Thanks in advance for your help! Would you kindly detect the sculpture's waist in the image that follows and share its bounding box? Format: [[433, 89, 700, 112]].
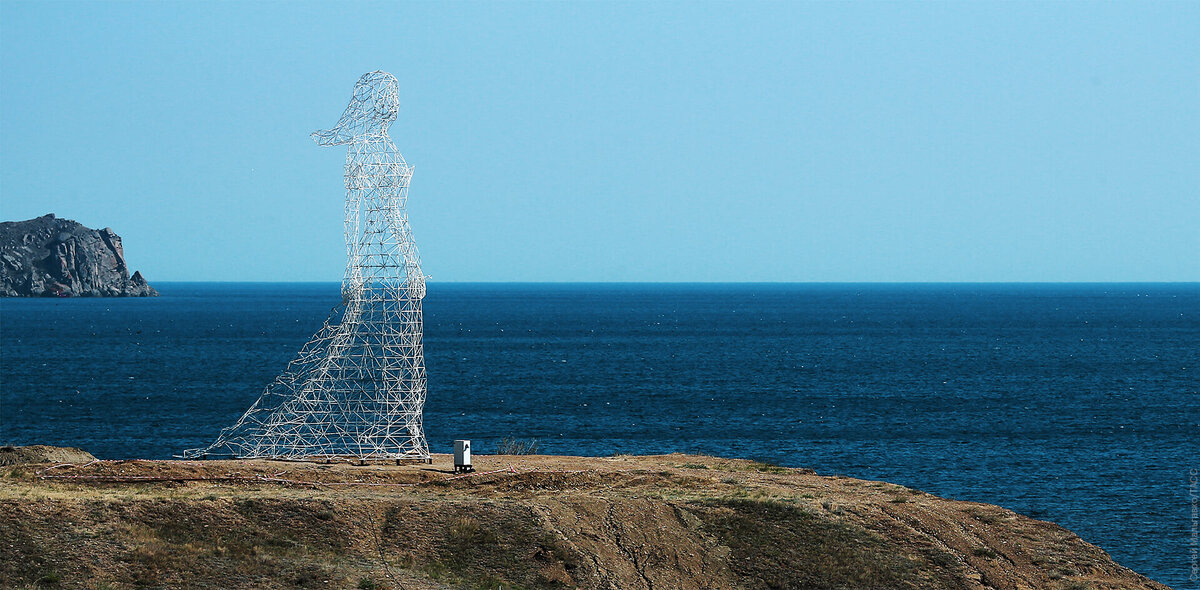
[[345, 162, 413, 189], [342, 276, 426, 300]]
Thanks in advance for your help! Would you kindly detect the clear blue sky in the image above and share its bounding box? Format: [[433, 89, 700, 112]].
[[2, 1, 1197, 282]]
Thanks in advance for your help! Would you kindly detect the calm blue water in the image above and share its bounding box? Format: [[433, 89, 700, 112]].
[[1, 283, 1196, 586]]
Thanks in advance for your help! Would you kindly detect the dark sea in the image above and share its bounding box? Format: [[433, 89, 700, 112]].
[[1, 283, 1196, 586]]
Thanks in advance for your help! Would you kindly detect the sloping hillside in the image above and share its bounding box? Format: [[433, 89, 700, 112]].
[[0, 450, 1165, 590]]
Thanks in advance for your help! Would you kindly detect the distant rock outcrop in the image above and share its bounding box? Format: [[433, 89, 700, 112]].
[[0, 214, 158, 297]]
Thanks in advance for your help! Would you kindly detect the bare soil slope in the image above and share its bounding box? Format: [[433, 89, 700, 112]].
[[0, 445, 96, 466], [0, 450, 1165, 590]]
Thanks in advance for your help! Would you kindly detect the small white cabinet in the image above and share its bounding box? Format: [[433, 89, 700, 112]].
[[454, 440, 473, 473]]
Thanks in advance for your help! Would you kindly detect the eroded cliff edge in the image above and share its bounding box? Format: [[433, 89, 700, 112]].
[[0, 214, 157, 297], [0, 449, 1166, 590]]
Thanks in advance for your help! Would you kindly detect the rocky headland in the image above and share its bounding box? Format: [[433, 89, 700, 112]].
[[0, 447, 1166, 590], [0, 214, 157, 297]]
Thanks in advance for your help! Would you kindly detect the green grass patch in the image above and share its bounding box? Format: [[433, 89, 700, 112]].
[[693, 498, 961, 590], [971, 547, 998, 559], [387, 505, 577, 590]]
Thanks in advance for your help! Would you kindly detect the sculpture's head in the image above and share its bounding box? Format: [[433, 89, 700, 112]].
[[312, 71, 400, 146]]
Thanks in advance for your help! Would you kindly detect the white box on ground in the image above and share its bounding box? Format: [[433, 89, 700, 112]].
[[454, 440, 473, 473]]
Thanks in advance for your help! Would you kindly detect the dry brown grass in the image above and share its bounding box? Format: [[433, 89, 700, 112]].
[[0, 451, 1169, 590]]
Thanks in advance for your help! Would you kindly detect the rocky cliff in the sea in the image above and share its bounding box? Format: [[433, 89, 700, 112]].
[[0, 214, 157, 297]]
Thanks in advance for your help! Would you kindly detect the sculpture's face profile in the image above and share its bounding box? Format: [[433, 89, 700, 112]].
[[312, 71, 400, 146]]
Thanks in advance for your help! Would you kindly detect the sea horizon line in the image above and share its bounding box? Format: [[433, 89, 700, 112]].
[[145, 280, 1200, 286]]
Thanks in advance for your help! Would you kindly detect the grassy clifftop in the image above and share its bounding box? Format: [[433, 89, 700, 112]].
[[0, 449, 1166, 590]]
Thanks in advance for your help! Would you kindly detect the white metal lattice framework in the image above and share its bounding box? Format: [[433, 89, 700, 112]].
[[184, 71, 430, 461]]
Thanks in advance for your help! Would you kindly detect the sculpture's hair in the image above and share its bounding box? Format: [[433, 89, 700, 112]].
[[312, 71, 400, 146]]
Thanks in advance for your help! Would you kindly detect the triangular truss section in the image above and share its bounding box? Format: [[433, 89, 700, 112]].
[[184, 71, 430, 461]]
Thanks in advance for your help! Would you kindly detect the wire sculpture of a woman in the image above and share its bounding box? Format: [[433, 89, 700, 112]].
[[185, 71, 430, 461]]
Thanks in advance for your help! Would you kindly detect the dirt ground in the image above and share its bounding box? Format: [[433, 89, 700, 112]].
[[0, 449, 1168, 590], [0, 445, 95, 466]]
